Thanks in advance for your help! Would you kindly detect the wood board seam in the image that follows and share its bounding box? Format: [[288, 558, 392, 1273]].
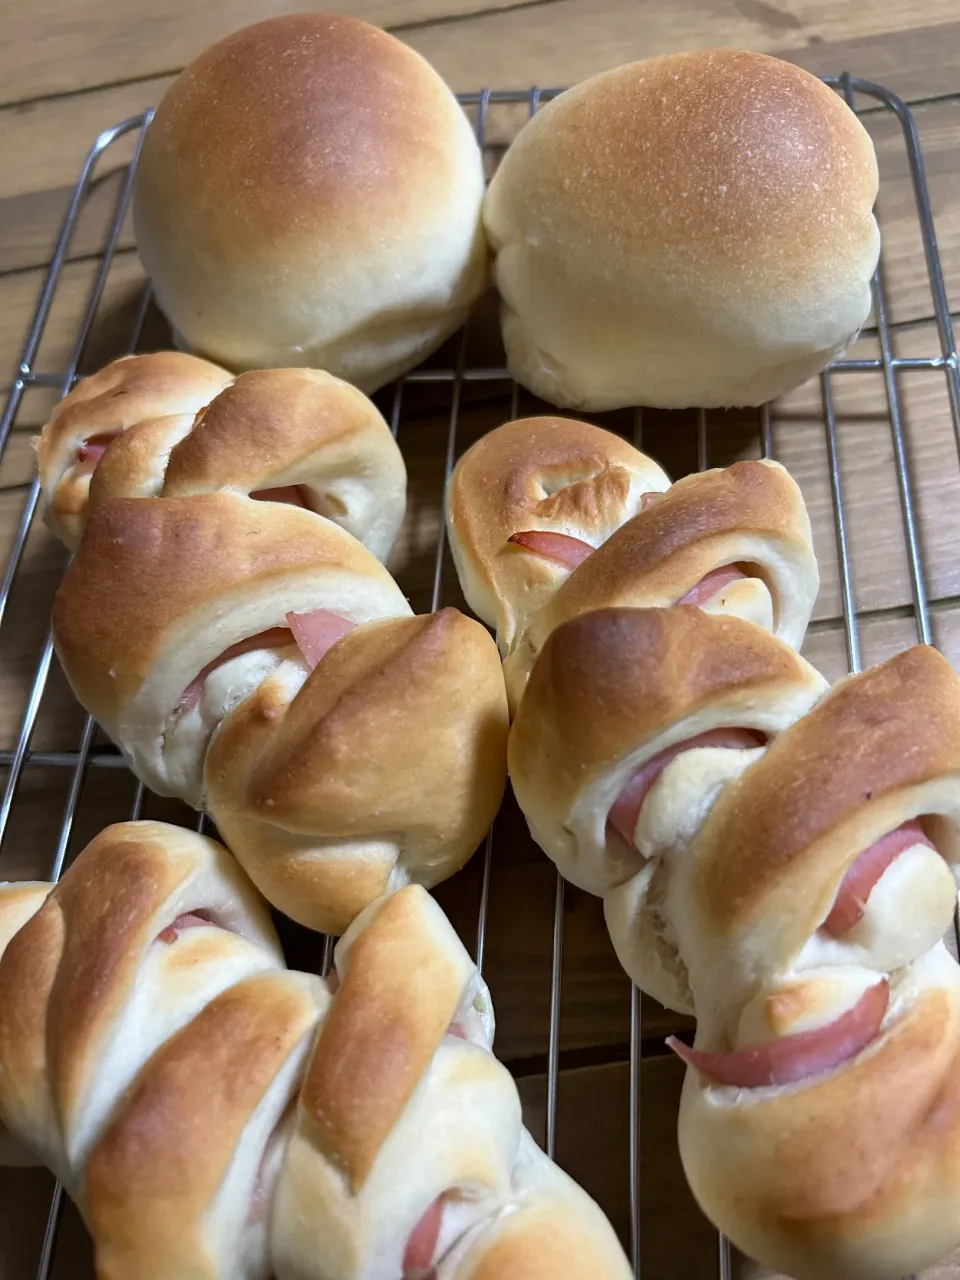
[[5, 24, 960, 116]]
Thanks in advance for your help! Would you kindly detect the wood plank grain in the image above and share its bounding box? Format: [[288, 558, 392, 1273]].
[[0, 76, 158, 275], [518, 1057, 718, 1275], [411, 3, 960, 97], [4, 0, 960, 112], [0, 0, 522, 107], [0, 249, 149, 397]]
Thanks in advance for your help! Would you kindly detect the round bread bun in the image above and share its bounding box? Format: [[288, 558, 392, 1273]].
[[483, 50, 880, 410], [133, 14, 488, 390]]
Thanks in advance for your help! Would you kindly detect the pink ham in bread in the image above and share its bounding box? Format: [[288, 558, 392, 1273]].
[[505, 491, 666, 570], [177, 611, 355, 713], [823, 819, 938, 936], [666, 979, 889, 1088], [403, 1195, 446, 1278], [177, 627, 295, 714], [608, 728, 766, 848], [285, 609, 357, 670], [677, 564, 748, 606], [156, 911, 214, 944], [76, 432, 121, 465], [506, 530, 750, 614], [507, 530, 594, 569]]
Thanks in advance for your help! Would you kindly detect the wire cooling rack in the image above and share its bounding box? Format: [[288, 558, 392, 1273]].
[[0, 74, 958, 1280]]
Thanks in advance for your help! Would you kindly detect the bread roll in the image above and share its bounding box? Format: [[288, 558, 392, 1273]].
[[51, 493, 411, 809], [503, 458, 819, 710], [37, 354, 406, 557], [205, 609, 509, 934], [0, 823, 632, 1279], [484, 50, 880, 410], [133, 15, 487, 389], [51, 494, 508, 933], [508, 607, 826, 1011], [670, 646, 960, 1280], [445, 415, 670, 656]]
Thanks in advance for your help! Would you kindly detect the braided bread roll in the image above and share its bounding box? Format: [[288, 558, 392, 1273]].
[[445, 416, 671, 657], [52, 496, 507, 932], [0, 821, 317, 1280], [502, 458, 819, 710], [509, 607, 827, 1011], [37, 353, 406, 559], [0, 822, 631, 1280], [668, 645, 960, 1280]]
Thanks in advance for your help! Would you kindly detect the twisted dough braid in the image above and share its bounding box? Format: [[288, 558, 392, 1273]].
[[51, 494, 508, 933], [509, 606, 827, 1011], [671, 645, 960, 1280], [45, 354, 508, 933], [37, 352, 407, 560], [445, 416, 671, 659], [0, 822, 631, 1280], [500, 457, 819, 710], [445, 416, 818, 714], [513, 611, 960, 1276]]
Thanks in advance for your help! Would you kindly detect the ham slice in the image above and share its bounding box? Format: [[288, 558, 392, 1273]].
[[609, 727, 765, 847], [285, 609, 356, 670], [506, 530, 594, 569], [404, 1196, 446, 1277], [177, 627, 294, 714], [76, 432, 121, 465], [823, 819, 937, 936], [176, 611, 354, 714], [157, 911, 213, 945], [250, 484, 309, 507], [678, 565, 748, 606], [667, 979, 889, 1088]]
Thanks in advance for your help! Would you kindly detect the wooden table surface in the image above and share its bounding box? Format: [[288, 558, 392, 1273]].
[[3, 3, 960, 1279]]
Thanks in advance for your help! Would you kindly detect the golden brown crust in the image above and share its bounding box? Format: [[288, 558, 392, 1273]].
[[299, 890, 465, 1190], [87, 366, 401, 509], [0, 883, 50, 955], [246, 612, 504, 829], [466, 1199, 628, 1280], [44, 831, 178, 1137], [692, 646, 960, 943], [537, 459, 811, 622], [51, 492, 397, 721], [447, 417, 668, 634], [132, 15, 486, 387], [205, 611, 509, 933], [135, 15, 467, 259], [0, 899, 62, 1149], [164, 369, 386, 494], [85, 970, 321, 1280], [483, 50, 878, 411], [37, 353, 232, 546], [680, 983, 960, 1278], [490, 51, 876, 283], [511, 606, 818, 789], [36, 353, 231, 475], [449, 416, 662, 567]]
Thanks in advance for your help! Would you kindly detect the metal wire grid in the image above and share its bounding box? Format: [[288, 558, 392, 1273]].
[[0, 73, 956, 1280]]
